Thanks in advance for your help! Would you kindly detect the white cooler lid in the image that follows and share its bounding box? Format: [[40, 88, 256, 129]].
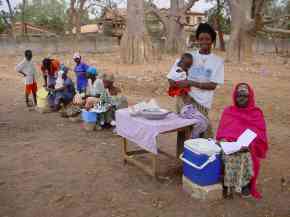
[[184, 138, 221, 156]]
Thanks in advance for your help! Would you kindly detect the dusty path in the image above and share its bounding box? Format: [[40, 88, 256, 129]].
[[0, 53, 290, 217]]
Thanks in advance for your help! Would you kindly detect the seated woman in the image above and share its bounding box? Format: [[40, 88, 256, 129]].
[[97, 73, 128, 128], [52, 68, 75, 111], [216, 83, 268, 199], [85, 66, 105, 109]]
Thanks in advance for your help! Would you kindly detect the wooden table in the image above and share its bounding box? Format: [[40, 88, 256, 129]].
[[121, 125, 193, 178]]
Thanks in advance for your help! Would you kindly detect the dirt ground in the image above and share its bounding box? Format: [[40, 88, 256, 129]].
[[0, 51, 290, 217]]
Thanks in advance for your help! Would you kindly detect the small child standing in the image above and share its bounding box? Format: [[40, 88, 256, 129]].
[[167, 53, 193, 104], [16, 50, 38, 107]]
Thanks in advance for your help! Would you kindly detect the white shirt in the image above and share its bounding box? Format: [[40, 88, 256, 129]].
[[55, 70, 64, 89], [86, 79, 105, 96], [15, 59, 37, 85], [168, 51, 224, 109], [166, 66, 187, 81]]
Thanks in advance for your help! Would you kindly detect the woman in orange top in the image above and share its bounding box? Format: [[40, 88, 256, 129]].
[[41, 58, 60, 88]]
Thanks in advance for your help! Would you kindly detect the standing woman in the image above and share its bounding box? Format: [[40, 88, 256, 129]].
[[168, 23, 224, 138], [41, 57, 61, 88], [73, 53, 89, 94]]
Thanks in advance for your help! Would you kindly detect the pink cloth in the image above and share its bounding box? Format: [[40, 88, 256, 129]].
[[116, 109, 199, 154], [180, 104, 208, 138], [216, 83, 268, 199]]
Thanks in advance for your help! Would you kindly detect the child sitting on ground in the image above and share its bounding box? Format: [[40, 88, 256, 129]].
[[15, 50, 38, 107]]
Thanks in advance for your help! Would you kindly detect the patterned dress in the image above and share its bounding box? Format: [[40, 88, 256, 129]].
[[97, 89, 128, 125], [223, 151, 253, 193]]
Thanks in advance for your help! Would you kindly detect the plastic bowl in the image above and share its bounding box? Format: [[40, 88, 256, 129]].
[[140, 109, 170, 120]]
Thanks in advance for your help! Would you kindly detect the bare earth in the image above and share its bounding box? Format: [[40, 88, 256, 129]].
[[0, 51, 290, 217]]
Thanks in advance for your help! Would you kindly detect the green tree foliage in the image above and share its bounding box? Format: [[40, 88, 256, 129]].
[[206, 0, 230, 34], [14, 0, 68, 33], [0, 18, 5, 33]]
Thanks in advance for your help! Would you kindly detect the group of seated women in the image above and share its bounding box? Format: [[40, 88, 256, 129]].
[[40, 53, 128, 129]]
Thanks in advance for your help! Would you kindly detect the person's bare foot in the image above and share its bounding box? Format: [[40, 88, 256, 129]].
[[26, 102, 33, 107], [223, 186, 234, 199]]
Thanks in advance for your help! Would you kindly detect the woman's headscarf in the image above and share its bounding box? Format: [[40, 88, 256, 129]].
[[73, 52, 81, 60], [87, 66, 97, 76], [216, 83, 268, 199]]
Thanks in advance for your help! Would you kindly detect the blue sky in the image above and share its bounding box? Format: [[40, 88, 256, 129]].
[[0, 0, 214, 13]]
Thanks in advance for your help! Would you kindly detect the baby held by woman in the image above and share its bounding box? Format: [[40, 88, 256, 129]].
[[167, 53, 208, 138]]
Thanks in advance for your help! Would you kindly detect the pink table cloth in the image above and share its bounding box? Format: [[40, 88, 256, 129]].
[[116, 109, 198, 154]]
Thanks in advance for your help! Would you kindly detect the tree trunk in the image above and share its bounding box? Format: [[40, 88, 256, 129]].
[[216, 0, 225, 51], [6, 0, 14, 18], [227, 0, 255, 62], [121, 0, 153, 64], [6, 0, 15, 38], [75, 12, 81, 41], [76, 0, 86, 41], [68, 1, 75, 34], [165, 0, 186, 54], [22, 0, 26, 36]]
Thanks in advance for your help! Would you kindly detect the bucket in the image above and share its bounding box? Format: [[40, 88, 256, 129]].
[[81, 110, 98, 123]]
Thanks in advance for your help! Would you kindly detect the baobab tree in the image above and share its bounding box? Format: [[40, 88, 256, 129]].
[[5, 0, 13, 18], [69, 0, 123, 42], [1, 0, 15, 37], [208, 0, 227, 51], [68, 0, 87, 39], [227, 0, 290, 62], [147, 0, 200, 54], [120, 0, 153, 64]]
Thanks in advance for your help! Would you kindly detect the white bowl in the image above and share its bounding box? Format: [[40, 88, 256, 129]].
[[140, 109, 171, 120]]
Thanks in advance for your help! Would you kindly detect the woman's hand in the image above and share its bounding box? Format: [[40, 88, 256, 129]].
[[216, 139, 227, 147], [188, 81, 218, 90], [168, 79, 190, 88], [177, 80, 191, 87], [240, 147, 250, 152]]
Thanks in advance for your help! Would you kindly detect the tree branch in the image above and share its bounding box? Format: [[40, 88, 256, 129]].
[[145, 5, 168, 35], [262, 15, 290, 25], [84, 2, 106, 11], [183, 0, 200, 13], [79, 0, 87, 13], [254, 0, 265, 16], [262, 26, 290, 35], [70, 0, 76, 9]]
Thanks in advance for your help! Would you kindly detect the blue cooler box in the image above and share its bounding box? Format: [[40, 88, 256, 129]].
[[81, 110, 98, 123], [181, 142, 222, 186]]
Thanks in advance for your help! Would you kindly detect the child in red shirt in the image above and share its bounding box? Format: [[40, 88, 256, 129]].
[[167, 53, 193, 99]]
